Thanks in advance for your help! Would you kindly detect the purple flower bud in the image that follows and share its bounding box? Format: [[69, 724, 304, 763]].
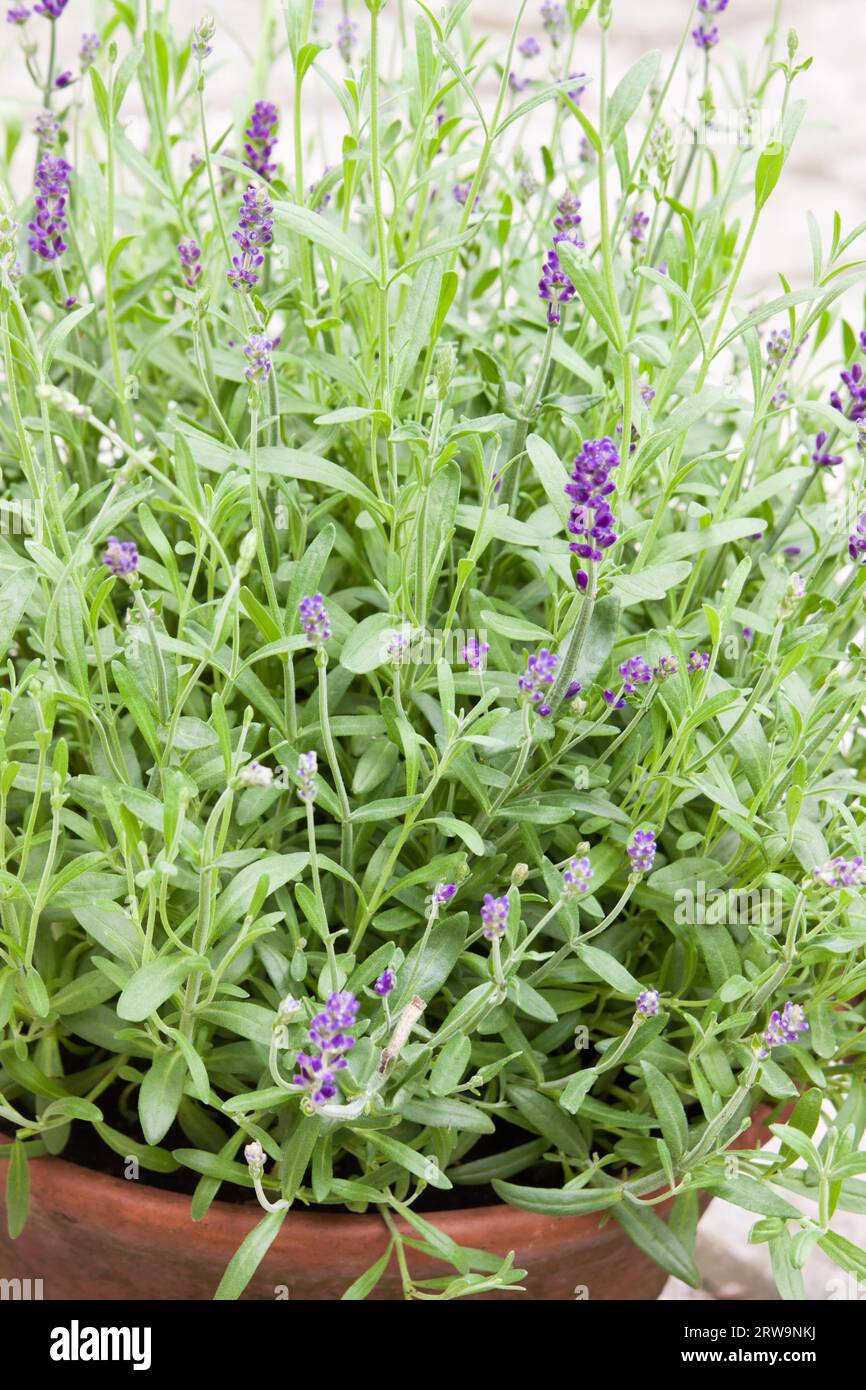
[[374, 969, 396, 997], [565, 436, 620, 588], [337, 15, 357, 63], [554, 189, 582, 233], [481, 893, 509, 940], [630, 209, 650, 245], [538, 239, 578, 325], [463, 636, 489, 671], [177, 237, 203, 289], [433, 883, 457, 907], [812, 431, 843, 468], [848, 513, 866, 564], [7, 7, 32, 23], [80, 32, 101, 70], [628, 829, 656, 875], [102, 536, 138, 578], [540, 0, 566, 48], [812, 856, 866, 889], [453, 181, 479, 210], [653, 654, 678, 680], [563, 855, 592, 897], [692, 23, 720, 48], [297, 750, 318, 802], [518, 648, 558, 714], [55, 70, 74, 88], [34, 108, 59, 148], [619, 656, 653, 695], [34, 0, 69, 17], [239, 761, 274, 788], [243, 332, 279, 387], [636, 987, 660, 1017], [688, 650, 709, 672]]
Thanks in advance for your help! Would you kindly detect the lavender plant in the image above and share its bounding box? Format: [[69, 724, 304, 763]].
[[1, 0, 866, 1304]]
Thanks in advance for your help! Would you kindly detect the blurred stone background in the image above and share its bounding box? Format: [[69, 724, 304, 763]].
[[3, 0, 865, 1300]]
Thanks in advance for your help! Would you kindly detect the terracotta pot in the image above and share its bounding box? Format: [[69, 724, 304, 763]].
[[0, 1110, 772, 1301]]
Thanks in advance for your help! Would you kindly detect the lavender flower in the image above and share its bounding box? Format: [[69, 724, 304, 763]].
[[619, 656, 653, 695], [433, 883, 457, 907], [517, 169, 538, 200], [830, 361, 866, 425], [518, 36, 540, 58], [34, 108, 59, 148], [297, 750, 318, 802], [481, 893, 509, 940], [337, 16, 357, 64], [812, 856, 866, 889], [239, 760, 274, 788], [293, 991, 360, 1107], [603, 688, 626, 709], [299, 593, 331, 644], [177, 237, 203, 289], [653, 654, 678, 680], [28, 153, 72, 261], [191, 14, 215, 62], [374, 970, 396, 997], [848, 513, 866, 564], [698, 0, 730, 11], [540, 0, 566, 48], [565, 436, 620, 590], [636, 987, 660, 1017], [538, 242, 576, 325], [34, 0, 68, 16], [276, 993, 302, 1026], [102, 536, 138, 578], [7, 7, 31, 22], [630, 209, 650, 245], [243, 100, 279, 181], [55, 70, 74, 88], [566, 73, 587, 106], [227, 183, 274, 291], [80, 31, 101, 69], [554, 190, 582, 233], [243, 332, 279, 387], [766, 327, 791, 367], [463, 636, 489, 670], [509, 71, 531, 95], [562, 855, 592, 897], [811, 431, 843, 468], [385, 628, 411, 665], [453, 181, 479, 210], [688, 650, 709, 672], [565, 680, 582, 699], [627, 829, 656, 875], [692, 24, 720, 48], [779, 572, 806, 619], [756, 1001, 808, 1059], [518, 647, 558, 716]]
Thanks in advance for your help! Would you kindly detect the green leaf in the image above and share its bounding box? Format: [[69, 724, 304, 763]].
[[613, 1199, 701, 1288], [214, 1208, 288, 1301], [493, 1178, 621, 1216], [365, 1131, 452, 1189], [341, 1245, 394, 1300], [273, 201, 377, 280], [117, 954, 209, 1023], [606, 50, 661, 146], [704, 1176, 801, 1219], [6, 1142, 29, 1240], [577, 943, 640, 995], [641, 1061, 688, 1161], [400, 1096, 495, 1133], [139, 1050, 187, 1145], [214, 854, 309, 929]]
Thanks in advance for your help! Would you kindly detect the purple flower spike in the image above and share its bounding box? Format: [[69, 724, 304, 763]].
[[374, 970, 396, 997], [227, 183, 274, 291], [463, 637, 490, 671], [481, 893, 509, 940], [628, 829, 656, 875], [812, 856, 866, 889], [55, 70, 74, 88], [688, 650, 710, 672], [7, 7, 32, 23], [848, 514, 866, 564], [565, 680, 582, 699], [812, 431, 843, 468], [565, 436, 620, 589], [603, 689, 625, 709], [103, 536, 139, 578], [34, 109, 59, 148], [299, 593, 331, 645], [756, 1000, 808, 1059], [540, 0, 566, 48], [80, 32, 101, 69], [243, 332, 279, 387], [692, 23, 720, 48], [34, 0, 69, 16], [636, 987, 660, 1017], [619, 656, 653, 695], [453, 181, 479, 210], [28, 154, 72, 261], [518, 35, 540, 58], [337, 15, 357, 63], [563, 855, 592, 898], [518, 648, 558, 715], [297, 750, 318, 803], [243, 100, 279, 181], [653, 654, 678, 681], [566, 72, 587, 106], [554, 190, 582, 233], [630, 209, 650, 245], [538, 240, 577, 325], [433, 883, 457, 907], [293, 991, 360, 1107], [177, 237, 203, 289]]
